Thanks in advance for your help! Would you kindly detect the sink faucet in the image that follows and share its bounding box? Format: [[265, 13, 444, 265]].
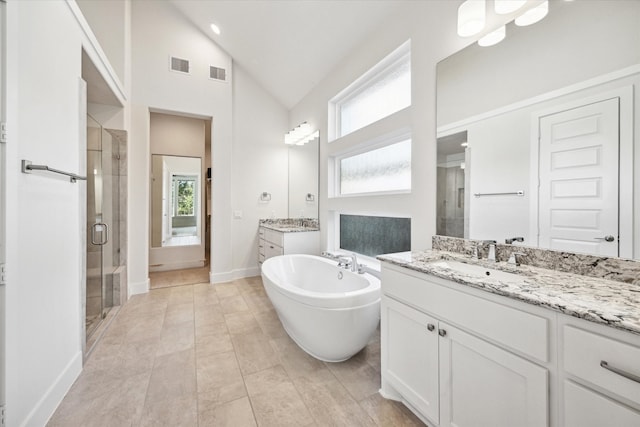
[[505, 237, 524, 244], [481, 240, 497, 262]]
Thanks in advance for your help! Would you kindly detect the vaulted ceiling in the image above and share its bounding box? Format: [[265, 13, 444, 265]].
[[169, 0, 408, 109]]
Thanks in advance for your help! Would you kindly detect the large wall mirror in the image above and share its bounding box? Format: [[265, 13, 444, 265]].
[[288, 134, 319, 219], [151, 155, 202, 247], [436, 0, 640, 259]]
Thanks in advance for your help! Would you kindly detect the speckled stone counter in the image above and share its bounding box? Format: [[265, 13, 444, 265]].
[[378, 249, 640, 336], [259, 218, 319, 233]]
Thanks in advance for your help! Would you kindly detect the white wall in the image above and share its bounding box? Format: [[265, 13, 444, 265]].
[[289, 1, 470, 254], [231, 65, 288, 278], [76, 0, 127, 85], [4, 1, 88, 425], [130, 0, 289, 287], [438, 1, 640, 127]]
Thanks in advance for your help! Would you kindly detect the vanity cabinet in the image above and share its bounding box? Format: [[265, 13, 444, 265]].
[[381, 263, 549, 427], [258, 226, 320, 265], [559, 320, 640, 427]]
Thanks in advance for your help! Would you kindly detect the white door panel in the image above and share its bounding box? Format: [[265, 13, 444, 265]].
[[538, 98, 619, 256]]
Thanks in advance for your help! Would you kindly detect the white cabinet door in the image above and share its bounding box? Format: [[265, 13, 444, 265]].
[[563, 380, 640, 427], [439, 323, 548, 427], [383, 297, 440, 424]]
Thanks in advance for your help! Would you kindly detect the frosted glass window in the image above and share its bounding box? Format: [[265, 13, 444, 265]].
[[338, 53, 411, 137], [340, 139, 411, 195]]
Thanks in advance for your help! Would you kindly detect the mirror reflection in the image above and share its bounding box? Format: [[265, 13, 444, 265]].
[[151, 155, 202, 247], [436, 0, 640, 258], [288, 135, 319, 219]]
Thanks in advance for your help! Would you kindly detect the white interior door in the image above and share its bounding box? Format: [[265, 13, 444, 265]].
[[538, 98, 619, 256]]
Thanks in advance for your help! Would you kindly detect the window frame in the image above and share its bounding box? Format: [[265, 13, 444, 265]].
[[329, 40, 411, 142], [331, 130, 412, 198]]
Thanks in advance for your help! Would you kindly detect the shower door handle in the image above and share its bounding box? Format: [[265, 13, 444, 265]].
[[91, 223, 109, 246]]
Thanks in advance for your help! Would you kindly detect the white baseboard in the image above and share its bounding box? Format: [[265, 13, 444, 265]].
[[210, 266, 261, 284], [24, 351, 82, 427], [128, 278, 149, 296], [149, 260, 205, 272]]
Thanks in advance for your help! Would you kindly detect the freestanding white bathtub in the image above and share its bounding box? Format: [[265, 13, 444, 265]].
[[261, 254, 381, 362]]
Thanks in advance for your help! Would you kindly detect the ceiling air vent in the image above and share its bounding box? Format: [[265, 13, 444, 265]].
[[210, 66, 227, 82], [170, 56, 190, 74]]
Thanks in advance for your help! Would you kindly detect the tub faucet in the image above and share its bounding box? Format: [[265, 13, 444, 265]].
[[348, 253, 358, 272]]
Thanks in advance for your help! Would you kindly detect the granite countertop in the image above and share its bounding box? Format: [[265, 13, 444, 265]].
[[378, 250, 640, 336], [259, 218, 320, 233], [260, 223, 320, 233]]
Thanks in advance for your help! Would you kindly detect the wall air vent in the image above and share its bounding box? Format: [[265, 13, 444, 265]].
[[209, 66, 227, 82], [170, 56, 190, 74]]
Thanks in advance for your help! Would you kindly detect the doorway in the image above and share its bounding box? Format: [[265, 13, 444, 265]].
[[149, 112, 211, 289]]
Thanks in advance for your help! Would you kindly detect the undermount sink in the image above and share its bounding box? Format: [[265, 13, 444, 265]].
[[429, 259, 526, 284]]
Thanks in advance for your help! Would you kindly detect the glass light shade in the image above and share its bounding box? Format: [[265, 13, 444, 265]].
[[494, 0, 526, 14], [478, 26, 506, 47], [515, 1, 548, 26], [457, 0, 486, 37]]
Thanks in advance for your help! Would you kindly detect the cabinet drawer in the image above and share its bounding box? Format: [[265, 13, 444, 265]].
[[264, 242, 283, 260], [563, 326, 640, 406], [383, 266, 549, 362], [263, 228, 284, 246], [258, 238, 266, 256], [563, 380, 640, 427]]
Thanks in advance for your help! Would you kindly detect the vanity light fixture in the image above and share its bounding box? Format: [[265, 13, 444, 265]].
[[457, 0, 486, 37], [284, 122, 319, 146], [460, 162, 466, 169], [494, 0, 526, 15], [461, 142, 469, 147], [515, 0, 548, 26], [478, 25, 506, 47], [210, 23, 221, 35]]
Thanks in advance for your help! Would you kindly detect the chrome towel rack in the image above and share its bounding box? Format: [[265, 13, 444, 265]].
[[21, 160, 87, 183], [474, 190, 524, 198]]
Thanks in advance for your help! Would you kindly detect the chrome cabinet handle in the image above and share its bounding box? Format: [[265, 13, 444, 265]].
[[600, 361, 640, 384], [438, 329, 447, 337], [427, 324, 435, 332], [91, 223, 109, 246], [594, 235, 615, 242]]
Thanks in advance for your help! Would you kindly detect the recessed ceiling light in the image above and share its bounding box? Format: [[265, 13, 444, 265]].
[[210, 23, 221, 35]]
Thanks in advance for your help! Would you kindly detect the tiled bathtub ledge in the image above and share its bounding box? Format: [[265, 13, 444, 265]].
[[259, 218, 319, 232], [377, 249, 640, 337]]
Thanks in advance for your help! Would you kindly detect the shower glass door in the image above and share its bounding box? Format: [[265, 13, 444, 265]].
[[86, 115, 118, 338]]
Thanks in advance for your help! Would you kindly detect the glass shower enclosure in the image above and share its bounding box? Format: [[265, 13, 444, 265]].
[[86, 115, 122, 340]]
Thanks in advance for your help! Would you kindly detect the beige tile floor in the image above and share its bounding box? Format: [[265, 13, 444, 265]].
[[49, 276, 426, 427], [149, 266, 210, 289]]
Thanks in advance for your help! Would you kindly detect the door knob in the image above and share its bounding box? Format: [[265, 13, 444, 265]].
[[427, 324, 435, 332], [438, 329, 447, 337], [594, 235, 615, 242]]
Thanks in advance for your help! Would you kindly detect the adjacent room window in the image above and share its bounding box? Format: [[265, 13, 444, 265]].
[[338, 138, 411, 195], [331, 40, 411, 139], [172, 175, 197, 216], [340, 214, 411, 257]]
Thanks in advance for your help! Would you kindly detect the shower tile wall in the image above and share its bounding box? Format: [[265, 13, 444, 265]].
[[108, 129, 128, 305], [436, 166, 464, 238]]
